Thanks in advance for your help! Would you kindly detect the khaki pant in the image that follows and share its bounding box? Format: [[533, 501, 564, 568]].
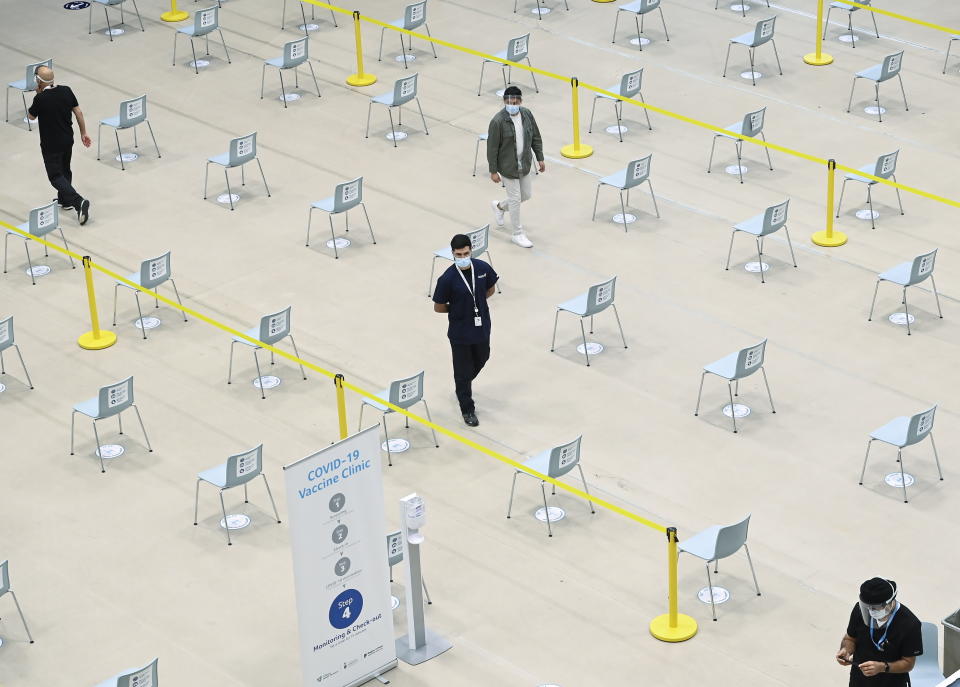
[[497, 170, 533, 232]]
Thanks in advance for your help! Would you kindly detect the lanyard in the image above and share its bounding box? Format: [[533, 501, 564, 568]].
[[455, 261, 478, 315], [869, 603, 900, 652]]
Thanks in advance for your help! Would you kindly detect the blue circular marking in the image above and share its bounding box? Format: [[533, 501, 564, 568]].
[[329, 588, 363, 629]]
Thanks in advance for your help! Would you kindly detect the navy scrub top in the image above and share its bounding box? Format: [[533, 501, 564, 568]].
[[432, 259, 499, 345]]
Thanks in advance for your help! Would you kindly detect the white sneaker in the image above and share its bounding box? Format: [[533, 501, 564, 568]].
[[512, 231, 533, 248], [491, 200, 505, 228]]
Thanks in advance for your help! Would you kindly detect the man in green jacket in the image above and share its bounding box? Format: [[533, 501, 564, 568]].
[[487, 86, 545, 248]]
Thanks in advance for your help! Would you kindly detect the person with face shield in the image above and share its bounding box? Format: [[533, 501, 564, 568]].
[[486, 86, 545, 249], [836, 578, 923, 685], [432, 234, 499, 427]]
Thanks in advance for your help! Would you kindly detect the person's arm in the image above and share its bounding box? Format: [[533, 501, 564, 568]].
[[835, 633, 856, 665], [487, 117, 501, 182], [486, 286, 495, 298], [858, 656, 916, 677], [434, 303, 449, 313], [72, 106, 92, 147], [529, 112, 544, 171]]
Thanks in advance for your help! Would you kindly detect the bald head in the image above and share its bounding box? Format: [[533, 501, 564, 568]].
[[35, 66, 54, 85]]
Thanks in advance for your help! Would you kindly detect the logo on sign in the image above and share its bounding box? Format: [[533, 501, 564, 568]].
[[329, 589, 363, 629], [64, 1, 91, 9]]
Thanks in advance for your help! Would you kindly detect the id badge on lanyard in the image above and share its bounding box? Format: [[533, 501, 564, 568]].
[[456, 262, 483, 327]]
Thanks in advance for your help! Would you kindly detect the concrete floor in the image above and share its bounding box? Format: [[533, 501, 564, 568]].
[[1, 0, 958, 685]]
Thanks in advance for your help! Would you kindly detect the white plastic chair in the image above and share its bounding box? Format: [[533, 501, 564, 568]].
[[379, 1, 437, 68], [261, 36, 321, 107], [868, 250, 942, 336], [227, 307, 307, 399], [694, 340, 775, 433], [860, 405, 942, 503], [823, 0, 879, 47], [70, 376, 153, 473], [478, 34, 539, 96], [111, 252, 187, 340], [97, 95, 161, 170], [944, 35, 960, 73], [835, 151, 903, 231], [204, 132, 271, 211], [427, 225, 499, 297], [173, 6, 230, 75], [281, 0, 337, 31], [0, 560, 33, 645], [612, 0, 669, 50], [5, 59, 52, 131], [358, 371, 439, 467], [89, 0, 144, 41], [588, 69, 652, 143], [725, 200, 796, 283], [92, 658, 158, 687], [306, 177, 376, 258], [592, 156, 660, 229], [847, 51, 907, 122], [0, 316, 34, 390], [551, 277, 627, 366], [911, 623, 943, 687], [3, 202, 75, 286], [365, 74, 429, 147], [723, 17, 782, 87], [707, 107, 773, 184]]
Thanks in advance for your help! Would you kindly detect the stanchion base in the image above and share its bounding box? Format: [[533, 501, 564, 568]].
[[560, 143, 594, 159], [346, 73, 377, 87], [592, 0, 617, 2], [78, 330, 118, 350], [650, 613, 698, 642], [811, 230, 848, 247], [160, 10, 189, 21], [803, 52, 834, 66]]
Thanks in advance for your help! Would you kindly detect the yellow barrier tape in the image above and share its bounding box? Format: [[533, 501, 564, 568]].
[[0, 218, 666, 534], [829, 1, 960, 36]]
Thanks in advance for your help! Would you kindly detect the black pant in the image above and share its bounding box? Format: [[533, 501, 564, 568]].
[[450, 341, 490, 414], [41, 145, 82, 210]]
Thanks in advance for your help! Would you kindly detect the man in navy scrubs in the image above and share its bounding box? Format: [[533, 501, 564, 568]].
[[432, 234, 499, 427]]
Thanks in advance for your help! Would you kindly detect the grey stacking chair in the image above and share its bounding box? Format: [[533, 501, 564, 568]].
[[112, 252, 187, 340], [173, 6, 231, 75], [387, 531, 432, 603], [428, 224, 500, 297], [723, 17, 782, 87], [194, 444, 281, 546], [611, 0, 669, 49], [472, 133, 488, 175], [306, 177, 376, 258], [358, 371, 439, 467], [588, 69, 652, 143], [5, 59, 52, 131], [506, 436, 595, 538], [823, 0, 878, 47], [204, 132, 271, 211], [944, 36, 960, 73], [0, 561, 33, 645], [725, 200, 796, 283], [860, 405, 942, 503], [365, 74, 429, 148], [261, 36, 321, 107], [92, 658, 158, 687], [847, 51, 907, 122], [678, 515, 760, 621], [478, 34, 539, 96], [716, 0, 769, 18], [3, 202, 75, 286], [707, 107, 773, 184], [694, 340, 775, 433], [836, 150, 903, 231], [281, 0, 337, 30], [97, 95, 161, 170], [379, 2, 437, 69], [912, 623, 943, 687], [89, 0, 144, 41], [592, 155, 660, 230], [228, 307, 307, 400], [868, 250, 942, 336], [0, 316, 34, 390], [516, 0, 569, 20], [551, 277, 627, 366], [70, 376, 152, 473]]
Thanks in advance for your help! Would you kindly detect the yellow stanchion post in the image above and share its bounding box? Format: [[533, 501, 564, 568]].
[[77, 256, 118, 350], [335, 374, 349, 440], [650, 527, 698, 642], [560, 77, 593, 160], [812, 159, 848, 247], [160, 0, 189, 22], [803, 0, 834, 65], [346, 10, 377, 87]]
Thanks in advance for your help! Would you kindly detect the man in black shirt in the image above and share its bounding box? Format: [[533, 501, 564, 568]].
[[27, 66, 91, 225], [836, 578, 923, 686], [432, 234, 499, 427]]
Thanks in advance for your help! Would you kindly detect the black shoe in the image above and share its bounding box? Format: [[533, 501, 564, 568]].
[[462, 411, 479, 427], [78, 198, 90, 225], [52, 197, 68, 209]]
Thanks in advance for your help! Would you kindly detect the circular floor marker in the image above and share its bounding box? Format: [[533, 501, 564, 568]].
[[391, 596, 400, 610], [612, 213, 637, 225], [253, 375, 281, 390], [744, 261, 770, 273], [133, 316, 161, 330], [386, 131, 408, 141], [189, 59, 210, 69], [280, 93, 302, 102], [0, 383, 6, 394], [382, 438, 411, 453], [220, 514, 252, 530], [725, 164, 748, 176], [576, 342, 604, 355], [216, 193, 239, 204], [865, 105, 886, 115], [888, 312, 915, 326], [394, 54, 416, 62], [534, 506, 565, 522], [26, 265, 51, 278], [326, 237, 351, 249], [532, 6, 551, 14], [884, 472, 915, 488], [698, 586, 731, 604], [722, 403, 751, 418], [838, 33, 859, 43], [730, 3, 751, 10], [629, 36, 651, 46], [115, 152, 138, 163], [298, 23, 320, 31], [605, 125, 628, 135], [96, 444, 125, 459], [104, 27, 124, 36], [855, 208, 879, 220], [740, 71, 763, 81]]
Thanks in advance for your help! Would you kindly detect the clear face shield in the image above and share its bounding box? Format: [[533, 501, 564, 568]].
[[859, 580, 898, 625]]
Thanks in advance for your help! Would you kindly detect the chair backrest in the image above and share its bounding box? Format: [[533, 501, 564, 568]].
[[193, 5, 219, 35], [387, 370, 425, 410], [281, 37, 309, 68], [118, 95, 147, 128], [25, 201, 59, 238], [97, 376, 136, 419], [905, 405, 937, 447], [752, 17, 777, 46], [0, 560, 10, 596], [138, 252, 172, 290], [463, 225, 491, 259], [0, 316, 14, 353], [391, 73, 419, 106], [908, 249, 937, 286], [546, 435, 583, 479], [715, 514, 751, 560], [24, 58, 53, 88], [506, 34, 530, 62], [622, 155, 653, 189], [332, 177, 364, 214], [734, 340, 767, 379], [740, 107, 766, 138], [257, 306, 292, 346], [871, 150, 899, 180], [879, 51, 904, 81], [911, 622, 942, 687], [386, 531, 404, 567], [228, 132, 258, 167], [617, 69, 643, 99], [637, 0, 661, 12], [223, 444, 264, 488], [113, 658, 159, 687], [583, 277, 617, 316], [757, 200, 790, 236], [402, 1, 428, 30]]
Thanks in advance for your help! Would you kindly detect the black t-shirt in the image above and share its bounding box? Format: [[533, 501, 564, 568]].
[[846, 603, 923, 687], [28, 85, 79, 150], [432, 259, 499, 345]]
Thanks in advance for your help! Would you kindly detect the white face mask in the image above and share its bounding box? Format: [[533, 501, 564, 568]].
[[454, 256, 471, 269], [505, 104, 520, 116], [868, 607, 889, 621]]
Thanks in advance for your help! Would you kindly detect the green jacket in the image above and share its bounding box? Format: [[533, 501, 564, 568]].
[[486, 107, 543, 179]]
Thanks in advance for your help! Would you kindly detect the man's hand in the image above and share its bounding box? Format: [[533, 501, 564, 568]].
[[81, 134, 92, 148], [835, 648, 854, 666], [490, 172, 501, 184], [858, 661, 886, 677], [538, 160, 546, 173]]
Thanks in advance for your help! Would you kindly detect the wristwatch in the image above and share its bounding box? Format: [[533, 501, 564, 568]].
[[884, 662, 890, 673]]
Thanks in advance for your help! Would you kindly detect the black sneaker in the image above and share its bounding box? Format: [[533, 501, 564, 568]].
[[462, 411, 479, 427], [52, 197, 68, 209], [78, 198, 90, 225]]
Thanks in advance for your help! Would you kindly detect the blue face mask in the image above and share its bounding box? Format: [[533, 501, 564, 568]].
[[455, 256, 471, 269], [505, 104, 520, 116]]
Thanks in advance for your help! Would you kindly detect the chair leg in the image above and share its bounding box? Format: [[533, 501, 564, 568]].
[[93, 420, 106, 472], [866, 279, 882, 322], [612, 11, 621, 43], [223, 169, 234, 210], [761, 132, 773, 170], [898, 449, 908, 503], [659, 7, 669, 40], [133, 291, 146, 339], [104, 6, 113, 41], [387, 108, 397, 148], [278, 69, 287, 108], [421, 399, 440, 448], [219, 29, 231, 63], [287, 334, 307, 380], [189, 37, 199, 75], [203, 161, 210, 200], [783, 227, 798, 267], [8, 590, 34, 643], [756, 238, 765, 284], [930, 275, 943, 318], [194, 479, 202, 525], [890, 174, 904, 216], [591, 183, 602, 221], [647, 179, 660, 218], [588, 96, 598, 134], [252, 349, 266, 398], [256, 158, 271, 197], [771, 40, 783, 75], [477, 61, 487, 95], [425, 24, 437, 58], [874, 83, 882, 123], [615, 100, 624, 142], [693, 371, 709, 416], [382, 418, 392, 467], [262, 473, 282, 523], [169, 279, 187, 322], [725, 230, 737, 271], [219, 490, 232, 545], [859, 438, 874, 484], [306, 61, 321, 97], [131, 0, 144, 31], [929, 433, 944, 480], [707, 136, 719, 172], [145, 120, 161, 158], [359, 202, 376, 245], [577, 464, 596, 514], [727, 382, 737, 433], [822, 6, 833, 39], [550, 310, 561, 352], [540, 482, 553, 537], [70, 410, 77, 455], [132, 404, 152, 451], [612, 304, 627, 348], [12, 344, 33, 389], [635, 14, 643, 52], [618, 190, 628, 234], [723, 43, 733, 78], [357, 403, 365, 433], [847, 77, 858, 112], [903, 288, 911, 336], [579, 318, 590, 366], [835, 178, 848, 218], [416, 97, 429, 135], [328, 214, 338, 259], [23, 242, 36, 286], [705, 564, 718, 620], [897, 74, 908, 111], [944, 39, 953, 74], [735, 140, 744, 184], [743, 543, 761, 595], [506, 471, 521, 518], [526, 58, 539, 93], [260, 64, 267, 99], [761, 368, 776, 413]]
